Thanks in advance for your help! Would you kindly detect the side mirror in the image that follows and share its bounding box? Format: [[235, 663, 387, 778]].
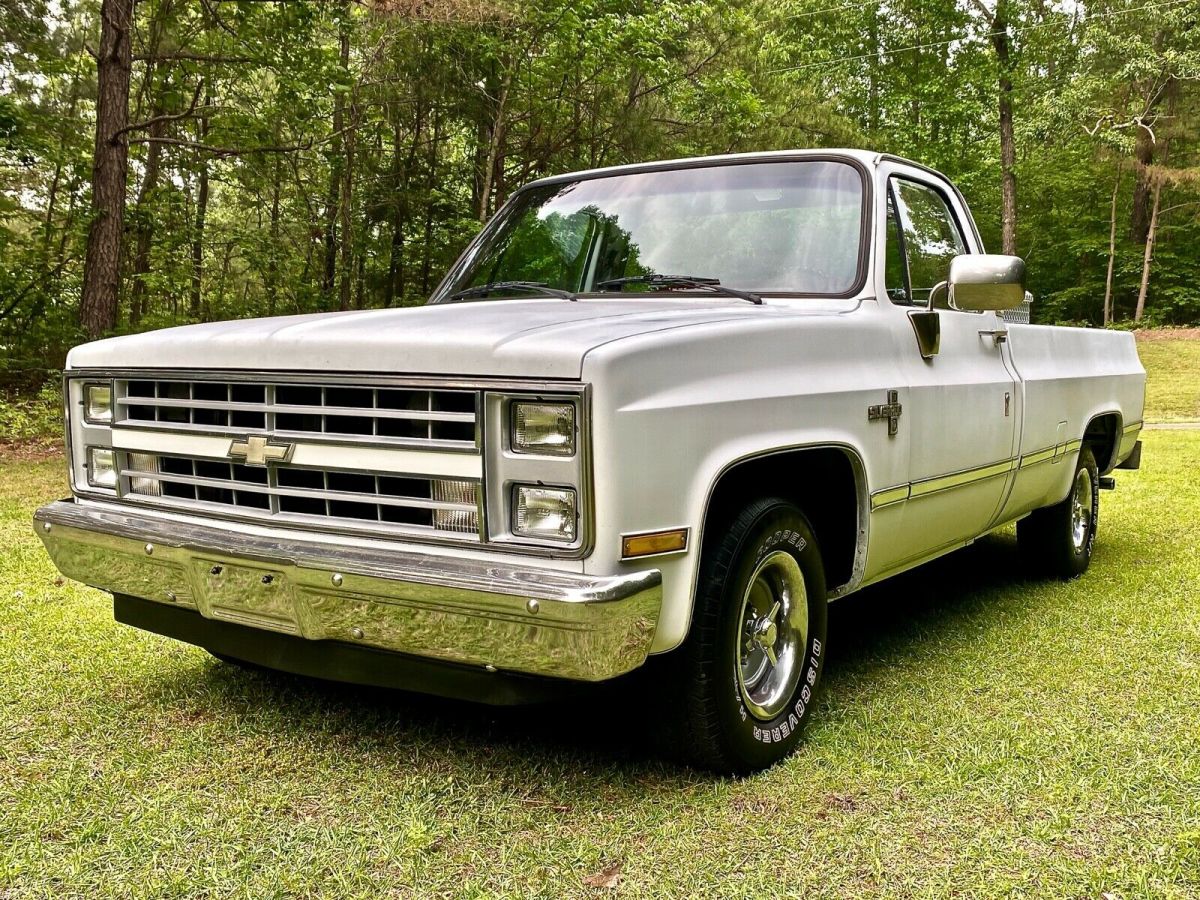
[[947, 254, 1026, 312]]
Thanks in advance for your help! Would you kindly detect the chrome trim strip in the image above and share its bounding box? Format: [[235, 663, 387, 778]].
[[1019, 446, 1057, 468], [909, 458, 1015, 499], [872, 456, 1018, 510], [69, 368, 583, 392], [875, 437, 1102, 511], [112, 428, 483, 478], [869, 484, 910, 510], [34, 500, 660, 681], [1122, 421, 1143, 434]]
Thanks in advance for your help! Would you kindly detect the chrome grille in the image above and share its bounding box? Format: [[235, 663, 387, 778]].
[[117, 378, 478, 448], [119, 452, 480, 536]]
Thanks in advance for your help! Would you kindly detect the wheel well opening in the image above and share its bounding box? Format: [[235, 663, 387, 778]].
[[703, 447, 861, 592], [1084, 414, 1121, 473]]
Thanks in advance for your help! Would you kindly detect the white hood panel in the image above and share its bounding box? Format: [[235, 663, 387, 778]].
[[66, 299, 821, 379]]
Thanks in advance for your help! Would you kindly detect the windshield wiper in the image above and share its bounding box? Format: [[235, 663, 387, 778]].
[[595, 274, 762, 305], [447, 280, 577, 302]]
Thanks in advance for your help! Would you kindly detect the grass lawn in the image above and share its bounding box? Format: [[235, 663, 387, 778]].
[[1135, 330, 1200, 422], [1, 431, 1198, 898]]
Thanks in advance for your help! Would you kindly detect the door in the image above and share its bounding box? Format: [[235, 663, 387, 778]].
[[882, 173, 1019, 567]]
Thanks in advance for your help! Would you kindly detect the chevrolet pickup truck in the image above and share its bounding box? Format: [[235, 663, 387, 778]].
[[36, 149, 1145, 772]]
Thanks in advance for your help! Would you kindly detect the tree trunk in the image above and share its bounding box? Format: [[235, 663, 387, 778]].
[[1129, 124, 1155, 244], [1103, 163, 1121, 326], [478, 67, 511, 222], [338, 82, 355, 312], [420, 107, 443, 295], [384, 109, 414, 309], [1134, 170, 1163, 323], [129, 113, 166, 326], [80, 0, 134, 339], [991, 1, 1017, 255], [189, 99, 211, 319], [266, 157, 281, 316], [868, 7, 880, 134], [322, 19, 350, 305]]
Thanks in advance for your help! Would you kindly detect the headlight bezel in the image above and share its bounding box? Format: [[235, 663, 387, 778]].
[[483, 387, 591, 556]]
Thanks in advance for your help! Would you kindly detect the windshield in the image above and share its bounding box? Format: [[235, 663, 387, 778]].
[[435, 159, 865, 300]]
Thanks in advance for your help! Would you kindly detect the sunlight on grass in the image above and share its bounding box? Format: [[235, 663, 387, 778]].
[[1, 434, 1198, 897], [1137, 337, 1200, 422]]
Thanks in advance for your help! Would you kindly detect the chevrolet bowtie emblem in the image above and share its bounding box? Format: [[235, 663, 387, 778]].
[[228, 435, 294, 466]]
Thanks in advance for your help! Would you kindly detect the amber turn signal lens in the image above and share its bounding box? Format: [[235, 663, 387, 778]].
[[621, 529, 688, 559]]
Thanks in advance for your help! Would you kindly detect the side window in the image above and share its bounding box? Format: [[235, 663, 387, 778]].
[[884, 189, 909, 304], [889, 178, 967, 309]]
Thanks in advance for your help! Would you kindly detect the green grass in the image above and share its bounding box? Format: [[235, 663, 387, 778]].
[[1136, 337, 1200, 422], [2, 435, 1198, 898]]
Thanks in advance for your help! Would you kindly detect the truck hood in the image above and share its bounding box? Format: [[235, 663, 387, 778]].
[[66, 298, 838, 379]]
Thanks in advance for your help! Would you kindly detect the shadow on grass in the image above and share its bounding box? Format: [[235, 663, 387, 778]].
[[137, 530, 1041, 778]]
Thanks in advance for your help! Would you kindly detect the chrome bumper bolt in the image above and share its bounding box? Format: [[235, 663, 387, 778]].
[[144, 543, 154, 556], [42, 522, 51, 533], [526, 598, 540, 615], [350, 626, 364, 640], [331, 573, 344, 587]]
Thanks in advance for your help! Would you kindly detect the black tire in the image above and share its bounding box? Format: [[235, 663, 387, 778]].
[[666, 497, 828, 774], [1018, 445, 1099, 579]]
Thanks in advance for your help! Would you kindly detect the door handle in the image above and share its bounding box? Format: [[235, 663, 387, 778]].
[[979, 328, 1008, 346]]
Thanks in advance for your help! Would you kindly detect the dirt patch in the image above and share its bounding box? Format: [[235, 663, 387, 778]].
[[0, 438, 64, 463], [1134, 327, 1200, 342]]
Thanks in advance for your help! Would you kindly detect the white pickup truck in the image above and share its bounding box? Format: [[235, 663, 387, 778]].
[[36, 149, 1145, 772]]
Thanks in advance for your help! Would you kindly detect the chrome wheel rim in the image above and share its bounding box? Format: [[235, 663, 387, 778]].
[[736, 550, 808, 721], [1070, 467, 1094, 552]]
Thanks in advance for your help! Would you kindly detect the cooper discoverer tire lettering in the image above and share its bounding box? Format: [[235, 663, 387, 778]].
[[667, 497, 828, 774]]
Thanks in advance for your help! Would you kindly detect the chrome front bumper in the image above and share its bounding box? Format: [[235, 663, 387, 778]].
[[34, 501, 661, 682]]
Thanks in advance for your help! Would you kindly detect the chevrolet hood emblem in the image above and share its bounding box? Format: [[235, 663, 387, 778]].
[[228, 435, 295, 466]]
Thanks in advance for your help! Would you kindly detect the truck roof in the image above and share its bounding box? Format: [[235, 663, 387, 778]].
[[521, 148, 949, 190]]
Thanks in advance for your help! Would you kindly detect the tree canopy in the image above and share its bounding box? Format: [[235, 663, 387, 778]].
[[0, 0, 1197, 385]]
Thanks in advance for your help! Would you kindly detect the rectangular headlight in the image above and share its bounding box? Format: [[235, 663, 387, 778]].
[[511, 401, 575, 456], [84, 382, 113, 423], [513, 485, 577, 541], [87, 447, 118, 489]]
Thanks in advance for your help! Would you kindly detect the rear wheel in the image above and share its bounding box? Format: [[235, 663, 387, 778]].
[[1018, 446, 1099, 579], [667, 498, 828, 774]]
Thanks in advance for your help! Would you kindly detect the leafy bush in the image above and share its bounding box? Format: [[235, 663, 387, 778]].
[[0, 382, 63, 441]]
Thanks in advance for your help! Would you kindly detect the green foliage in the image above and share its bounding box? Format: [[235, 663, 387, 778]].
[[0, 0, 1198, 365], [0, 381, 62, 440]]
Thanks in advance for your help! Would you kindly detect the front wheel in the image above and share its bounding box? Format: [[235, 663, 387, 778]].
[[667, 498, 828, 774], [1018, 446, 1099, 579]]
